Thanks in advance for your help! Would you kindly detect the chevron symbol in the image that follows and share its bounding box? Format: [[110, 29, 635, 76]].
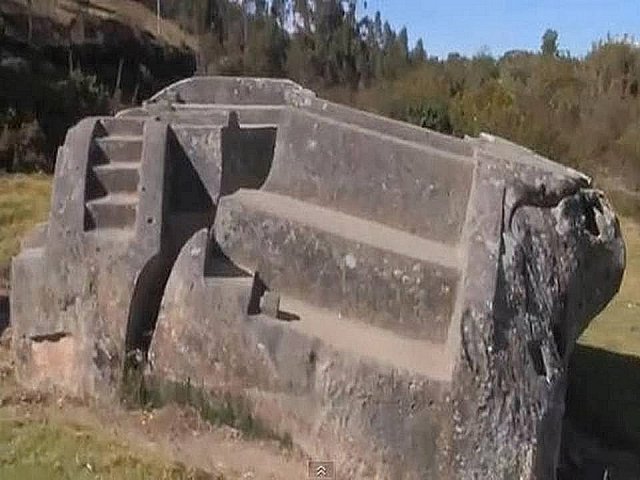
[[308, 461, 335, 479]]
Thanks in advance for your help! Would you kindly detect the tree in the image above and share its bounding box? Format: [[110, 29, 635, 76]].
[[294, 0, 312, 33], [271, 0, 287, 27], [541, 28, 559, 56], [411, 38, 427, 63], [397, 27, 409, 60]]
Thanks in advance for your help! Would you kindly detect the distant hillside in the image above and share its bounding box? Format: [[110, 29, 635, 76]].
[[0, 0, 197, 171], [2, 0, 198, 50], [0, 0, 198, 99]]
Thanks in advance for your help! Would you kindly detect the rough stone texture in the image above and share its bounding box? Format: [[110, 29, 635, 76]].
[[11, 76, 625, 479]]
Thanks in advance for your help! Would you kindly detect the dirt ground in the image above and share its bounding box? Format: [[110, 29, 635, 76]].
[[0, 329, 308, 480]]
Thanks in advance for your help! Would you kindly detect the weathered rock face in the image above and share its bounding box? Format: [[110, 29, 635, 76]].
[[0, 0, 196, 98], [0, 0, 197, 171], [451, 152, 625, 479], [11, 77, 625, 479]]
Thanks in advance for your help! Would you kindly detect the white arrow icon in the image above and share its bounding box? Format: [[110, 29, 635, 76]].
[[309, 460, 334, 478]]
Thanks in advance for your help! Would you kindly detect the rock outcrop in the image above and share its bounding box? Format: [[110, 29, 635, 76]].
[[0, 0, 197, 171], [11, 76, 625, 479], [1, 0, 196, 100]]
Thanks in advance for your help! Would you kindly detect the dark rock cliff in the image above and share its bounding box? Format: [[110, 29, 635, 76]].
[[0, 0, 196, 170]]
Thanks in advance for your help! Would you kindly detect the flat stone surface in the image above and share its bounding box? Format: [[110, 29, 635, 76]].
[[221, 189, 461, 268], [264, 109, 475, 243], [280, 297, 453, 381], [216, 190, 460, 343], [93, 162, 140, 193]]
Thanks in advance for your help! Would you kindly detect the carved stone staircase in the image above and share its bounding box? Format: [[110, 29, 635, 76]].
[[84, 118, 145, 234]]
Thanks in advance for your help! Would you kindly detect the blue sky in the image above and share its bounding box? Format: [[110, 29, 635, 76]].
[[362, 0, 640, 58]]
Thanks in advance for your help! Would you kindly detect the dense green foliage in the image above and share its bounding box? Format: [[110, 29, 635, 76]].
[[0, 61, 110, 172], [130, 1, 640, 192], [0, 173, 51, 279], [2, 0, 640, 195]]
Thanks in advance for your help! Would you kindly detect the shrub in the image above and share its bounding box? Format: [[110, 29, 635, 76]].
[[405, 100, 452, 134], [0, 120, 48, 172]]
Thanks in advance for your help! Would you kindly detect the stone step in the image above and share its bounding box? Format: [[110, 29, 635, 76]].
[[86, 193, 138, 230], [203, 275, 254, 290], [94, 136, 143, 164], [84, 228, 135, 245], [168, 105, 284, 126], [269, 296, 453, 381], [93, 162, 140, 193], [100, 117, 145, 136], [216, 189, 462, 343], [197, 102, 471, 156]]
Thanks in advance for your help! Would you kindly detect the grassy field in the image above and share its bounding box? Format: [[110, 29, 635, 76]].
[[0, 342, 217, 480], [580, 218, 640, 356], [0, 413, 212, 480], [567, 216, 640, 454], [0, 174, 52, 282], [24, 0, 198, 50]]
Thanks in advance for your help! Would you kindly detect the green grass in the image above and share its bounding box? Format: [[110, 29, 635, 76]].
[[0, 411, 216, 479], [0, 413, 213, 479], [567, 217, 640, 452], [0, 347, 218, 480], [580, 218, 640, 356], [0, 173, 52, 280]]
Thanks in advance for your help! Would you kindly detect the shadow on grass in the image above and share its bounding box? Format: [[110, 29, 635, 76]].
[[559, 344, 640, 479], [567, 345, 640, 451]]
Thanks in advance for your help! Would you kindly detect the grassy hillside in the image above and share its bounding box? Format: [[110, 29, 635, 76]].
[[0, 0, 196, 172], [9, 0, 198, 50], [0, 414, 212, 479], [581, 218, 640, 355], [0, 174, 51, 282]]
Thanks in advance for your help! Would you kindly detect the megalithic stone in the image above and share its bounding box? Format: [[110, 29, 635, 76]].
[[10, 77, 625, 480]]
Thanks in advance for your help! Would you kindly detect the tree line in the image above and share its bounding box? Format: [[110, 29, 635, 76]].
[[137, 0, 422, 88], [138, 1, 640, 196], [2, 0, 640, 207]]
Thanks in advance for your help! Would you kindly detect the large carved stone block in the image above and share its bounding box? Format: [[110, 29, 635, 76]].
[[11, 77, 625, 479]]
